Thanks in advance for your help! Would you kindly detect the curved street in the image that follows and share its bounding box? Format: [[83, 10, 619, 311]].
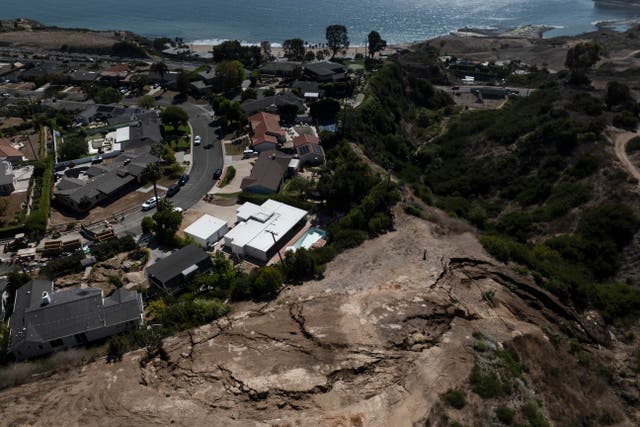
[[113, 101, 223, 235]]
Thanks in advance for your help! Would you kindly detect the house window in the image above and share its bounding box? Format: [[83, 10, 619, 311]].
[[50, 338, 64, 347]]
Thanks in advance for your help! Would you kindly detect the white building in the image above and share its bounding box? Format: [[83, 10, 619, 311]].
[[184, 214, 229, 248], [224, 200, 308, 262]]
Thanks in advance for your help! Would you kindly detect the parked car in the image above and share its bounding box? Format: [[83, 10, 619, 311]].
[[242, 149, 258, 159], [172, 207, 184, 214], [91, 155, 103, 164], [213, 168, 223, 180], [194, 135, 201, 146], [141, 196, 159, 211], [178, 173, 190, 186], [166, 183, 180, 197]]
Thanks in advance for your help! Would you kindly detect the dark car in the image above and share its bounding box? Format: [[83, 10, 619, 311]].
[[213, 168, 223, 180], [178, 173, 190, 186], [166, 183, 180, 197]]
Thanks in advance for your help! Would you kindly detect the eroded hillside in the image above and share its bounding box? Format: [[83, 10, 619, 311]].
[[1, 206, 637, 426]]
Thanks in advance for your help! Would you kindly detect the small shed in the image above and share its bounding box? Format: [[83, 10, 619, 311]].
[[184, 214, 229, 248]]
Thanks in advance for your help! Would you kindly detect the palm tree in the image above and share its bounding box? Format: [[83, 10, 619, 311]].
[[142, 162, 162, 207], [150, 61, 168, 83]]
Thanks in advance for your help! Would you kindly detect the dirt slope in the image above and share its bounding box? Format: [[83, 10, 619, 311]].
[[0, 208, 637, 426]]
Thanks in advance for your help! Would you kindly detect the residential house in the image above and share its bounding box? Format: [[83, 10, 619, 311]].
[[260, 61, 302, 78], [8, 280, 144, 360], [67, 70, 99, 84], [293, 134, 325, 167], [241, 93, 305, 116], [0, 160, 16, 195], [190, 67, 217, 96], [241, 150, 295, 194], [292, 80, 324, 101], [146, 244, 213, 293], [0, 139, 24, 163], [224, 199, 308, 262], [54, 151, 159, 213], [100, 63, 129, 84], [249, 112, 285, 152], [303, 62, 349, 82]]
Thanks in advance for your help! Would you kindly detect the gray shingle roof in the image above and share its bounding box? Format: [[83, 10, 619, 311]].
[[241, 150, 292, 193], [8, 280, 143, 353], [146, 244, 210, 285]]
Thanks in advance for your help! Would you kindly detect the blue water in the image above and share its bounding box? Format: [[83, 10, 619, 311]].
[[1, 1, 639, 45], [292, 228, 327, 250]]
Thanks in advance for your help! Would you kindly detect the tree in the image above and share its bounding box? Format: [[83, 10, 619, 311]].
[[367, 31, 387, 58], [304, 51, 316, 62], [130, 73, 148, 93], [150, 61, 168, 82], [261, 41, 273, 61], [160, 106, 189, 128], [251, 266, 283, 299], [212, 40, 261, 68], [153, 37, 172, 52], [152, 199, 183, 243], [241, 88, 257, 101], [93, 87, 121, 104], [326, 25, 349, 58], [176, 71, 191, 95], [283, 38, 305, 61], [310, 98, 341, 124], [211, 96, 246, 132], [138, 95, 156, 110], [142, 162, 162, 203], [606, 81, 633, 110], [315, 50, 325, 61], [565, 42, 602, 85], [215, 60, 244, 93]]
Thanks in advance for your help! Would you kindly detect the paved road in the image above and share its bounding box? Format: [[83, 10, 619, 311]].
[[42, 98, 223, 236], [435, 85, 535, 97], [114, 102, 222, 235]]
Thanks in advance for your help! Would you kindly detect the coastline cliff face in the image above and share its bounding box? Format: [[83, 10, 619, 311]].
[[0, 210, 637, 426]]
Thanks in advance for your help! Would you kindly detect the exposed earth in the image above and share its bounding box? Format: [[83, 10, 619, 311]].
[[1, 206, 638, 426]]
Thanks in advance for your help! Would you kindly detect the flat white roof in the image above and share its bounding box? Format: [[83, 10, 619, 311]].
[[184, 214, 227, 240], [115, 126, 130, 143], [225, 200, 307, 253]]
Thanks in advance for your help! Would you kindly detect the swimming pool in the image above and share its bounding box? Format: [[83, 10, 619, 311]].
[[291, 227, 326, 251]]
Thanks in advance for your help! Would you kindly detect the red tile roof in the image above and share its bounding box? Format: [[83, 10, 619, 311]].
[[249, 112, 284, 148], [101, 64, 129, 78], [292, 133, 320, 149], [0, 139, 23, 158]]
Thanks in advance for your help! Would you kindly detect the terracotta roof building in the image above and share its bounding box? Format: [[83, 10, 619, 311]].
[[0, 139, 24, 163], [293, 133, 325, 167], [249, 112, 286, 152]]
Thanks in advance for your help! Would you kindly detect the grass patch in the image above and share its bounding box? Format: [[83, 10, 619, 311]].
[[224, 142, 247, 155]]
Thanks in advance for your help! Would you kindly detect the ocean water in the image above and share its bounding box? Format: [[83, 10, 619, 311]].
[[1, 0, 639, 45]]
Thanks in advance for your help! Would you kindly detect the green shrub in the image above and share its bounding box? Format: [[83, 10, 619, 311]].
[[441, 388, 466, 409], [108, 276, 123, 288], [613, 111, 638, 130], [219, 166, 236, 188], [627, 136, 640, 154], [473, 340, 487, 352], [495, 406, 515, 425], [403, 204, 422, 217], [469, 365, 509, 398], [521, 401, 549, 427], [91, 235, 137, 261], [141, 216, 154, 234], [497, 349, 523, 377]]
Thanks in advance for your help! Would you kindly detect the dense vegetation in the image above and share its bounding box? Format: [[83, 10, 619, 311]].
[[340, 44, 640, 323]]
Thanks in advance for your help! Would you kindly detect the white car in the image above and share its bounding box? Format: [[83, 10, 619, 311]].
[[172, 207, 184, 214], [194, 135, 201, 146], [141, 196, 159, 210]]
